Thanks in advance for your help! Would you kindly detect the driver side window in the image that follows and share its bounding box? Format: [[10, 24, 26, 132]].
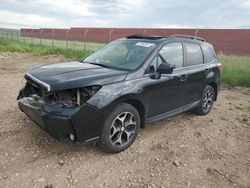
[[146, 42, 184, 74], [159, 42, 184, 68]]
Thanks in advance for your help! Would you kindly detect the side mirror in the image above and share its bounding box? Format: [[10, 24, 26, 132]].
[[157, 63, 174, 74]]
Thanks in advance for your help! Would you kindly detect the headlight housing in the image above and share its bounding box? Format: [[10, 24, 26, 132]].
[[45, 86, 101, 108]]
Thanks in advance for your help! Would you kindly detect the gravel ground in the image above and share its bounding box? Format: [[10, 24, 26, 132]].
[[0, 52, 249, 188]]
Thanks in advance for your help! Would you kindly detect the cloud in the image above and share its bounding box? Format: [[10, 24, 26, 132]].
[[0, 10, 57, 28], [0, 0, 249, 28], [37, 0, 96, 17], [240, 0, 250, 7]]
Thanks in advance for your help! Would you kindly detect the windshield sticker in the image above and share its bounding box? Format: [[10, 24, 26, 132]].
[[135, 42, 155, 48]]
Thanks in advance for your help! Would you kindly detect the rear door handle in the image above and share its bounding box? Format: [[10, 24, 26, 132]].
[[204, 69, 210, 75], [180, 74, 187, 81]]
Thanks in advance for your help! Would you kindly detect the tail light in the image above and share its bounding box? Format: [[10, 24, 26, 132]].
[[217, 63, 222, 71]]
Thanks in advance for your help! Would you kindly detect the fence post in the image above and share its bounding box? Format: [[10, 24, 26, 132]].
[[11, 31, 13, 40], [84, 28, 89, 52], [109, 29, 114, 42], [39, 29, 43, 45], [65, 29, 69, 49], [52, 29, 55, 48], [23, 31, 25, 43], [31, 29, 34, 45]]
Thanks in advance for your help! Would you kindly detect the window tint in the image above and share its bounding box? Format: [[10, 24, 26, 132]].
[[146, 57, 157, 74], [145, 42, 183, 74], [85, 40, 156, 71], [201, 44, 216, 63], [185, 43, 203, 66], [159, 42, 184, 68]]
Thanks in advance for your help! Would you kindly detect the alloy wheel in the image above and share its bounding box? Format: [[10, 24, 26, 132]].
[[202, 89, 214, 113], [109, 112, 137, 147]]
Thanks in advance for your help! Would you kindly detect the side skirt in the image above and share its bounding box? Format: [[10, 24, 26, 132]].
[[146, 101, 200, 124]]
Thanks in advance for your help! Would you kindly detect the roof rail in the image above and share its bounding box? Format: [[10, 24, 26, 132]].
[[168, 34, 206, 42], [126, 34, 164, 40]]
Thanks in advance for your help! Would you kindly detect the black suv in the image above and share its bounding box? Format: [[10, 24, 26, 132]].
[[17, 34, 221, 153]]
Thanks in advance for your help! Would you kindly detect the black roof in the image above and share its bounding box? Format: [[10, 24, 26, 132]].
[[126, 34, 164, 40], [126, 34, 206, 42]]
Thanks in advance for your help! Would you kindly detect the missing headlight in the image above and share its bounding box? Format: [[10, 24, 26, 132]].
[[44, 86, 101, 108]]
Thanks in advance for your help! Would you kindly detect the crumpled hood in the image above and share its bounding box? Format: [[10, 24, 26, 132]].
[[26, 61, 127, 91]]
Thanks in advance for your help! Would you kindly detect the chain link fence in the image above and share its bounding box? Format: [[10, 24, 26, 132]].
[[0, 28, 105, 53], [1, 28, 250, 55]]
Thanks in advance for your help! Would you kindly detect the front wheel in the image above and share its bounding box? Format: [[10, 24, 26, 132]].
[[194, 85, 215, 115], [100, 103, 140, 153]]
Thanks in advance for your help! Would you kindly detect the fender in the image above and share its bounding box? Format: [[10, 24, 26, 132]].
[[88, 80, 146, 114]]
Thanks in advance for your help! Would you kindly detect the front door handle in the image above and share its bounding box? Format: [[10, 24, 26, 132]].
[[204, 69, 210, 75], [180, 74, 187, 81]]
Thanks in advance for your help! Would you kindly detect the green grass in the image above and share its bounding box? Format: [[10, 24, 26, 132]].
[[219, 55, 250, 87], [0, 38, 101, 59], [21, 36, 104, 51]]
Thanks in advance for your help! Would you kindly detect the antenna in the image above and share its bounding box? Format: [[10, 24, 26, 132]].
[[195, 28, 199, 39]]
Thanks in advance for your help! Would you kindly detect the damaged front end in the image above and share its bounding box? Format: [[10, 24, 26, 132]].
[[17, 78, 104, 143]]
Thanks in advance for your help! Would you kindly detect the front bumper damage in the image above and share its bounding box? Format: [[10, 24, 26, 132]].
[[18, 96, 107, 144]]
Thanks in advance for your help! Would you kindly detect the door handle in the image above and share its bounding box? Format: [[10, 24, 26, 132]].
[[204, 69, 210, 75], [180, 74, 187, 81]]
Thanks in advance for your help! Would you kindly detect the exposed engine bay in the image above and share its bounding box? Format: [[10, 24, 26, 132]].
[[18, 81, 101, 109]]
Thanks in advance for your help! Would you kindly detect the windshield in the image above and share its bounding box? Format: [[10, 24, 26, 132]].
[[84, 40, 156, 71]]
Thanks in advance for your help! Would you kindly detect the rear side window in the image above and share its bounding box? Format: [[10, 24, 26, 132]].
[[201, 44, 216, 63], [185, 43, 203, 66]]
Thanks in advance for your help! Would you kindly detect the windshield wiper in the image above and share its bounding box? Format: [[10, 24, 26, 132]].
[[88, 62, 111, 69], [83, 61, 128, 71]]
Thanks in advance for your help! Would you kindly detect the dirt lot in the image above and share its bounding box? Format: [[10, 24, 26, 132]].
[[0, 52, 249, 188]]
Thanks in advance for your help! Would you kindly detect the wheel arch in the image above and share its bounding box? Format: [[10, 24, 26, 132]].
[[94, 93, 147, 128], [122, 99, 146, 128], [208, 82, 218, 101]]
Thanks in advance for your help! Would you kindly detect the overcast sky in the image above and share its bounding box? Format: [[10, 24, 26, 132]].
[[0, 0, 250, 29]]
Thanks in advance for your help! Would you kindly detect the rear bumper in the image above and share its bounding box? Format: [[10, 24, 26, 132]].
[[18, 98, 107, 143]]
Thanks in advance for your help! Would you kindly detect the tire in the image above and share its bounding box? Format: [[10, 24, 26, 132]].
[[100, 103, 140, 153], [193, 85, 215, 115]]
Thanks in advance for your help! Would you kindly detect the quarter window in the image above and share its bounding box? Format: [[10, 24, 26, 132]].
[[201, 44, 216, 63], [185, 43, 203, 66]]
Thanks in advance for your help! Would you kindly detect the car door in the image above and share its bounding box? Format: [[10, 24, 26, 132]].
[[143, 42, 189, 118], [184, 42, 206, 104]]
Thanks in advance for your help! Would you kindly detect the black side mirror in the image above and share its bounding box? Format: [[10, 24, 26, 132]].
[[157, 63, 174, 74]]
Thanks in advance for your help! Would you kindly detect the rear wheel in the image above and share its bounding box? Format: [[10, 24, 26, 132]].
[[100, 103, 140, 153], [194, 85, 215, 115]]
